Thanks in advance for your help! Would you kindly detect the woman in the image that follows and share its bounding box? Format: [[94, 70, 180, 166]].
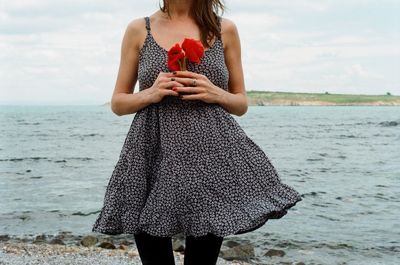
[[92, 0, 302, 264]]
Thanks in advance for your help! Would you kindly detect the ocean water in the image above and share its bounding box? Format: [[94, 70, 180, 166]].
[[0, 105, 399, 265]]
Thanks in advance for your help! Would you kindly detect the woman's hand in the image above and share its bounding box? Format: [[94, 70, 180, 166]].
[[146, 72, 184, 104], [171, 70, 227, 104]]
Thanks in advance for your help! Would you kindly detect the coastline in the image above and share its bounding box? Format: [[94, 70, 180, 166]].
[[246, 99, 400, 106], [102, 91, 400, 106], [245, 91, 400, 106], [0, 232, 281, 265]]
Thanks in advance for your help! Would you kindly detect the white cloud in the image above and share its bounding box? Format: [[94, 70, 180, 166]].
[[345, 64, 385, 80], [0, 0, 399, 104]]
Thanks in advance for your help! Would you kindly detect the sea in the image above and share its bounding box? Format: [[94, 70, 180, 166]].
[[0, 105, 399, 265]]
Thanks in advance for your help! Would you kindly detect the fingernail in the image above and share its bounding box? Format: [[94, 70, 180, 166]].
[[172, 71, 177, 75]]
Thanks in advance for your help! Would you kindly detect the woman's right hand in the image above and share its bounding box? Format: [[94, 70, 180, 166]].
[[146, 72, 183, 104]]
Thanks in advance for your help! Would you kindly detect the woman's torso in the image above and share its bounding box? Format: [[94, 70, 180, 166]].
[[137, 15, 230, 95]]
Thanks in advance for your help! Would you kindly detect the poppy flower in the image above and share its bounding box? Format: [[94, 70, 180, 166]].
[[182, 38, 205, 64], [167, 43, 185, 71], [167, 38, 205, 71]]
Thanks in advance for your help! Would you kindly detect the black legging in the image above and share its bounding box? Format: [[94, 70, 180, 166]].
[[134, 231, 224, 265]]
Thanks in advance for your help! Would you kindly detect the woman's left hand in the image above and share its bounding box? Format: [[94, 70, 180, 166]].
[[170, 70, 226, 104]]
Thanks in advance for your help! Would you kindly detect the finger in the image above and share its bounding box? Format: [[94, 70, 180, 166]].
[[162, 81, 184, 89], [173, 86, 203, 94], [180, 93, 202, 100], [165, 76, 191, 85], [158, 76, 183, 85], [159, 74, 175, 82], [163, 89, 180, 97], [172, 77, 203, 87], [161, 76, 176, 83], [167, 76, 183, 83], [173, 70, 203, 79], [161, 71, 175, 76]]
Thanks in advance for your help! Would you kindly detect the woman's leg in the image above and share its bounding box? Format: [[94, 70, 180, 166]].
[[133, 231, 175, 265], [184, 233, 224, 265]]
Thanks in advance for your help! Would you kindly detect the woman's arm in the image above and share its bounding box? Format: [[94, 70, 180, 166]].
[[110, 19, 154, 116], [216, 18, 248, 116]]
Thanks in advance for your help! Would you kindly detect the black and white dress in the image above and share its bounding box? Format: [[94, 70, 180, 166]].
[[92, 15, 302, 238]]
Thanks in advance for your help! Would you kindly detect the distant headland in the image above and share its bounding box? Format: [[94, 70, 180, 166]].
[[102, 91, 400, 106], [245, 91, 400, 106]]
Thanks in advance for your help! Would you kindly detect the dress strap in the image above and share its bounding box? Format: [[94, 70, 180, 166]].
[[144, 16, 151, 33], [216, 15, 222, 39]]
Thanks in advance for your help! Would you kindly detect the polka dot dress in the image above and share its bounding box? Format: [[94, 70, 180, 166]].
[[92, 15, 303, 238]]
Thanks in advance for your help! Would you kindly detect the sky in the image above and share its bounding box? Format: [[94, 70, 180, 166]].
[[0, 0, 399, 105]]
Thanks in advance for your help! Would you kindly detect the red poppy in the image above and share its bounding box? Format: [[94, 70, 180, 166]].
[[182, 38, 205, 64], [167, 38, 205, 71], [167, 43, 185, 71]]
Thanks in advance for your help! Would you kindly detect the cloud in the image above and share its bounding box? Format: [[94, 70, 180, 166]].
[[345, 64, 385, 80], [0, 0, 399, 104]]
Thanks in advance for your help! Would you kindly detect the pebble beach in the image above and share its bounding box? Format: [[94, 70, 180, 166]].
[[0, 242, 253, 265], [0, 232, 263, 265]]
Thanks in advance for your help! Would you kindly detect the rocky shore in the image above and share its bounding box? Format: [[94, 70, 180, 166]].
[[0, 232, 306, 265]]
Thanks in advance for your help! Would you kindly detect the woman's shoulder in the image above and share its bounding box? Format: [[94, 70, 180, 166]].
[[125, 16, 147, 35], [219, 16, 240, 50], [219, 17, 238, 36], [121, 17, 148, 51]]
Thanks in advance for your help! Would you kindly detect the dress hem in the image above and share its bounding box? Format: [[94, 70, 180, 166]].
[[91, 195, 302, 238]]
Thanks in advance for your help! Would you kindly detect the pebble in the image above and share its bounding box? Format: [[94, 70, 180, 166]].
[[0, 242, 253, 265]]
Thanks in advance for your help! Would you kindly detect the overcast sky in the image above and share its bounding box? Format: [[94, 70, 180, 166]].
[[1, 0, 399, 104]]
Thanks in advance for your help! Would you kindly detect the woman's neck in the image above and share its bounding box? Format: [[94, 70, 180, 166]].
[[162, 0, 193, 20]]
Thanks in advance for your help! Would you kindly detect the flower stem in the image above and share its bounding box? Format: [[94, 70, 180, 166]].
[[183, 57, 187, 71]]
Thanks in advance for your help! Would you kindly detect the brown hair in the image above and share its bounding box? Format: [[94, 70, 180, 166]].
[[159, 0, 226, 49]]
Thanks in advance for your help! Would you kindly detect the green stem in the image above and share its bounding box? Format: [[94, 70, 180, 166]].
[[183, 57, 187, 71]]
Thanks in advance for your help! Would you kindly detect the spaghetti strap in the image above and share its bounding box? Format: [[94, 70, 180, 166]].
[[144, 16, 151, 33], [216, 15, 222, 39], [217, 15, 222, 31]]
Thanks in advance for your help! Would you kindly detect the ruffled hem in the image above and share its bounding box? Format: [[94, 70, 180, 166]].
[[92, 190, 302, 237]]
